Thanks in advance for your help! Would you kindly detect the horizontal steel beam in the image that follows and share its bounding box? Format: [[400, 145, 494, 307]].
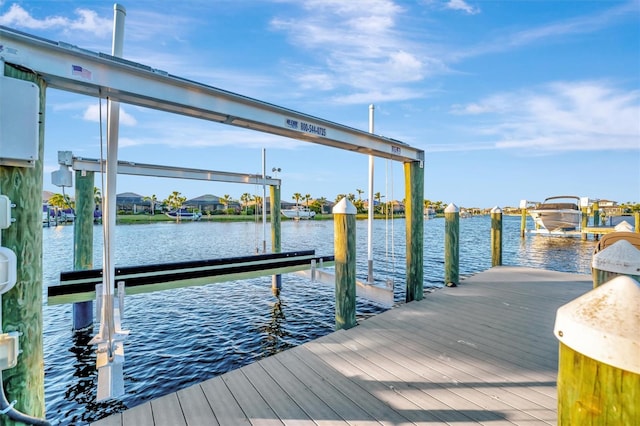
[[70, 156, 280, 186], [1, 26, 424, 163]]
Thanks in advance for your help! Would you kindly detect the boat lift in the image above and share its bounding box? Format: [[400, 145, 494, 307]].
[[0, 6, 424, 405]]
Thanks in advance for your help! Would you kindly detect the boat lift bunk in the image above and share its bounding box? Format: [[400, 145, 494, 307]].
[[49, 250, 335, 305]]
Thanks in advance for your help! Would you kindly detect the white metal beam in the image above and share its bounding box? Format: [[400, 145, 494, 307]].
[[70, 156, 281, 186], [0, 26, 424, 163]]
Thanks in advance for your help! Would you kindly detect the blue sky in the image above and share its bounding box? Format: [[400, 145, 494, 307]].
[[2, 0, 638, 208]]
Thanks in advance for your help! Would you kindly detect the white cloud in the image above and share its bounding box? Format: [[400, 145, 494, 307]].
[[270, 0, 444, 103], [82, 104, 138, 126], [0, 4, 111, 37], [445, 0, 480, 15], [450, 1, 637, 61], [450, 81, 640, 153]]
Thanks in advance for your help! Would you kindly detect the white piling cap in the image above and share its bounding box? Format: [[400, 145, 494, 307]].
[[614, 221, 633, 232], [332, 197, 357, 215], [592, 239, 640, 275], [444, 203, 459, 213], [554, 275, 640, 374], [491, 206, 502, 214]]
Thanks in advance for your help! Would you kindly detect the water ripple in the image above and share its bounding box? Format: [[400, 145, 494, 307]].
[[42, 216, 593, 424]]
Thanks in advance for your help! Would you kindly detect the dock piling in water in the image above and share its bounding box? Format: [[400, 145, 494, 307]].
[[444, 203, 459, 286], [73, 170, 95, 330], [491, 206, 502, 267], [333, 198, 356, 330]]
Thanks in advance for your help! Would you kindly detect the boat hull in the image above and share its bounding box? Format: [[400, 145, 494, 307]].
[[530, 209, 581, 231], [282, 208, 315, 220], [166, 210, 201, 221]]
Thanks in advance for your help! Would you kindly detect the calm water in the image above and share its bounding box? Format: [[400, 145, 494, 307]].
[[42, 215, 595, 425]]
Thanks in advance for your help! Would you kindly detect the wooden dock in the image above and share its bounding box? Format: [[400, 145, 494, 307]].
[[91, 266, 592, 426]]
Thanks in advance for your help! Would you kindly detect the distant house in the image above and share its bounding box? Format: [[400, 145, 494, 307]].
[[184, 194, 223, 214], [116, 192, 147, 213]]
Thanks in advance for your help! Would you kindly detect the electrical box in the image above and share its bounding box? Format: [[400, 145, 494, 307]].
[[0, 246, 17, 295], [0, 195, 12, 229], [52, 164, 73, 187], [0, 332, 20, 370], [0, 75, 40, 167]]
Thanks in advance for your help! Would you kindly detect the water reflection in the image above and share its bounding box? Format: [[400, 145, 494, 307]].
[[517, 234, 595, 274], [258, 295, 291, 356]]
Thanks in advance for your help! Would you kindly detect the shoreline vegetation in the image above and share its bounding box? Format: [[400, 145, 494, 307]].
[[113, 213, 409, 224]]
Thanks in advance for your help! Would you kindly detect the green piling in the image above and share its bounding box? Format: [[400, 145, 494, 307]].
[[444, 203, 459, 286], [73, 170, 95, 330], [270, 184, 282, 293], [491, 206, 502, 267], [520, 206, 527, 237], [0, 64, 47, 422], [333, 198, 356, 330], [404, 160, 424, 302], [581, 207, 589, 240]]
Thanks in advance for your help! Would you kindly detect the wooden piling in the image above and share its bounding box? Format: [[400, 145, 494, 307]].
[[592, 201, 600, 226], [0, 64, 46, 422], [404, 160, 424, 302], [73, 170, 95, 330], [636, 212, 640, 234], [555, 276, 640, 425], [444, 203, 459, 286], [491, 206, 502, 267], [270, 184, 282, 293], [333, 198, 356, 330], [520, 207, 527, 237], [581, 207, 589, 240]]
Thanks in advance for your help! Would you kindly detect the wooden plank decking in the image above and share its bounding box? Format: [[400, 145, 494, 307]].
[[91, 266, 592, 426]]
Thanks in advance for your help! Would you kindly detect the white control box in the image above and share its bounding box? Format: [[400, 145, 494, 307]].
[[0, 75, 40, 167]]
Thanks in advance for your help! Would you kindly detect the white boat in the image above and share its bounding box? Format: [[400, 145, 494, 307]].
[[282, 206, 316, 220], [424, 207, 436, 219], [165, 208, 201, 221], [529, 196, 582, 232]]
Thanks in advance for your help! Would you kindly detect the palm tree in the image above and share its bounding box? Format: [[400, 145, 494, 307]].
[[374, 191, 383, 214], [304, 193, 312, 208], [311, 197, 327, 214], [292, 192, 302, 207], [143, 194, 158, 215], [253, 195, 262, 215], [335, 194, 346, 203], [220, 194, 232, 214], [94, 187, 102, 210], [240, 192, 251, 214], [163, 191, 187, 221], [356, 188, 364, 201]]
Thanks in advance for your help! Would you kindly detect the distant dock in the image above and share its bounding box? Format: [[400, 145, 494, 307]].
[[92, 267, 591, 425]]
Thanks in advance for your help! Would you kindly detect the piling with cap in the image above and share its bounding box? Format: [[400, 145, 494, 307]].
[[591, 238, 640, 288], [491, 206, 502, 267], [270, 183, 282, 293], [554, 275, 640, 424], [444, 203, 459, 286], [519, 200, 527, 237], [333, 198, 357, 330]]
